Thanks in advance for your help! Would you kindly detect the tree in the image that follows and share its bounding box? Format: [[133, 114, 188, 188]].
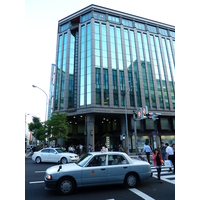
[[50, 112, 69, 145], [28, 117, 44, 142], [28, 113, 69, 146]]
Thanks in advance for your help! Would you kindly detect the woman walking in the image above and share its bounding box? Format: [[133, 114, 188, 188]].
[[152, 148, 164, 183]]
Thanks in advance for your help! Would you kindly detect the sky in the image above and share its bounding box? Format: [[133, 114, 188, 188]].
[[24, 0, 176, 125]]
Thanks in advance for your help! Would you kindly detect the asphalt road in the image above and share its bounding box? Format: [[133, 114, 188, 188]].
[[25, 158, 175, 200]]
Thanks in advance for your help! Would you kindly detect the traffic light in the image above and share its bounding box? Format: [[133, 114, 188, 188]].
[[142, 106, 148, 116], [122, 134, 125, 140], [147, 112, 153, 119], [136, 108, 143, 120]]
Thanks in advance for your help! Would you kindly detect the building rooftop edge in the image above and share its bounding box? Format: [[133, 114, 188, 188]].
[[58, 4, 175, 29]]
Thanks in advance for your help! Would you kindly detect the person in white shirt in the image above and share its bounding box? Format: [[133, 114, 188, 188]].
[[165, 143, 175, 173], [143, 143, 152, 164]]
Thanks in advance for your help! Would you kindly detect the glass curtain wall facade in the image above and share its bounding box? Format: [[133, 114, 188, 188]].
[[53, 5, 175, 150], [54, 8, 175, 113]]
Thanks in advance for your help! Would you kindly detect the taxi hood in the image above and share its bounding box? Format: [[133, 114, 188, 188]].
[[46, 163, 80, 174]]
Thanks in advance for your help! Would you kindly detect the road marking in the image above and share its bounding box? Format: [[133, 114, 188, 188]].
[[29, 181, 44, 184], [129, 188, 155, 200], [35, 171, 45, 173], [153, 175, 175, 185]]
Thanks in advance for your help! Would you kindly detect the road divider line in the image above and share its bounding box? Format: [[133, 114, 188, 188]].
[[29, 181, 44, 184], [129, 188, 155, 200]]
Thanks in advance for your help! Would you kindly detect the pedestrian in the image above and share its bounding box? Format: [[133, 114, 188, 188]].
[[143, 143, 152, 164], [137, 152, 147, 161], [160, 142, 166, 162], [119, 144, 124, 152], [89, 145, 93, 152], [69, 145, 75, 153], [165, 143, 175, 173], [152, 148, 164, 183], [79, 144, 83, 156]]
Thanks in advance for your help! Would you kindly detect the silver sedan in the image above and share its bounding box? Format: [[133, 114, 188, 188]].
[[44, 151, 152, 195]]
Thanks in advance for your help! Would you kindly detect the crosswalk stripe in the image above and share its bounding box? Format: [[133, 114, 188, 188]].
[[151, 166, 175, 184]]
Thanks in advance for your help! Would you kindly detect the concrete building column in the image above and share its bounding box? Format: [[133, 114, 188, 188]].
[[120, 116, 128, 152], [86, 114, 95, 151]]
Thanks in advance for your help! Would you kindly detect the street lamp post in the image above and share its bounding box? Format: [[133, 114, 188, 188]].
[[124, 86, 134, 155], [32, 85, 48, 121]]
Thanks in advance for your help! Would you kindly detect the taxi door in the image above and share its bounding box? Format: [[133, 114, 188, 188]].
[[81, 155, 107, 186]]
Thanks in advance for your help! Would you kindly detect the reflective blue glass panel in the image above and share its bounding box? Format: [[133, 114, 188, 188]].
[[54, 35, 63, 110]]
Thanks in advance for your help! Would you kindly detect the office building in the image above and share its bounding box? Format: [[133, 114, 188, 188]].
[[52, 4, 175, 151]]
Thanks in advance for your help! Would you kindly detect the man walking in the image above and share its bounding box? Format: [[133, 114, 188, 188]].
[[160, 142, 166, 161], [165, 143, 175, 173], [143, 143, 152, 164]]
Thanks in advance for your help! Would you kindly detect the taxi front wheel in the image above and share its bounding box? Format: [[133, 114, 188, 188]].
[[57, 177, 75, 195]]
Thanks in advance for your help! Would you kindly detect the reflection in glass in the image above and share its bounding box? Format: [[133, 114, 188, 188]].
[[150, 35, 164, 108], [155, 36, 170, 109], [137, 32, 150, 107], [54, 35, 63, 110], [143, 33, 156, 108], [124, 29, 135, 107], [130, 30, 141, 107], [60, 33, 67, 109], [87, 23, 91, 105], [80, 25, 85, 106]]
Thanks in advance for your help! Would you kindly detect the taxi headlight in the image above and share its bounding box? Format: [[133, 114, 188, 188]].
[[46, 174, 52, 180]]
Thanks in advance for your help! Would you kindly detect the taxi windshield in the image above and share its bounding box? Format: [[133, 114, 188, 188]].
[[76, 153, 92, 167]]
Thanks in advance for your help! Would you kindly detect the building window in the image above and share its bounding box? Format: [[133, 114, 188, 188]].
[[102, 24, 108, 68], [116, 27, 123, 70], [170, 31, 175, 38], [60, 33, 68, 109], [95, 22, 100, 68], [143, 33, 156, 108], [59, 22, 69, 33], [54, 35, 63, 110], [147, 25, 157, 33], [159, 27, 168, 36], [150, 35, 164, 108], [94, 11, 106, 21], [124, 29, 135, 107], [110, 26, 117, 69], [135, 22, 145, 30], [68, 33, 75, 108], [137, 32, 150, 107], [87, 23, 91, 105], [95, 22, 101, 105], [80, 25, 85, 106], [155, 36, 170, 109], [108, 15, 120, 24], [103, 69, 109, 105], [112, 70, 118, 105], [82, 12, 92, 23], [162, 38, 175, 109], [122, 18, 133, 27], [130, 30, 141, 107], [95, 68, 101, 105], [120, 71, 125, 106]]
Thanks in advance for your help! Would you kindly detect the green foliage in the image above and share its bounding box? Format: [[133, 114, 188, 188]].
[[28, 113, 69, 144], [28, 117, 43, 139], [50, 112, 69, 141]]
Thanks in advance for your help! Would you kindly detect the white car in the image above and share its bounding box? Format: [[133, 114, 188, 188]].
[[32, 148, 79, 164]]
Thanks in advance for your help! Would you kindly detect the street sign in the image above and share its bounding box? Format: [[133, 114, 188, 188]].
[[152, 131, 156, 135]]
